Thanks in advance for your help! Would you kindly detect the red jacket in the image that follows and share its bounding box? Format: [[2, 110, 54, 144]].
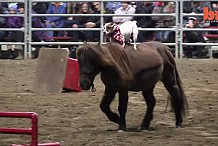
[[112, 25, 124, 45]]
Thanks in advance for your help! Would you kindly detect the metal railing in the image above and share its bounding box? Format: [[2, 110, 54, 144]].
[[0, 0, 28, 58], [28, 0, 179, 58], [1, 0, 217, 59], [180, 0, 218, 58]]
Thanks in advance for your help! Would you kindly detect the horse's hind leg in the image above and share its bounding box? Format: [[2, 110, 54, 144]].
[[162, 68, 183, 127], [139, 87, 156, 130], [118, 91, 129, 131], [100, 87, 119, 125]]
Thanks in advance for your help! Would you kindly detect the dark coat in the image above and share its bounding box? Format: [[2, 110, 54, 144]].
[[134, 2, 155, 28]]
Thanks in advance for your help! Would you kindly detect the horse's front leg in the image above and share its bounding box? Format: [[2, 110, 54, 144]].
[[118, 91, 129, 132], [100, 87, 119, 125]]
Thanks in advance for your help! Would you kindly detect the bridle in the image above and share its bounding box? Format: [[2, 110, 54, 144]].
[[91, 82, 96, 92]]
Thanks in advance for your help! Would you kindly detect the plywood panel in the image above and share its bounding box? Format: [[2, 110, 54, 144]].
[[33, 48, 69, 93]]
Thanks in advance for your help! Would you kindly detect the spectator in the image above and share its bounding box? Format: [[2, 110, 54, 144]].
[[62, 2, 98, 43], [105, 2, 122, 13], [45, 2, 67, 40], [192, 2, 211, 22], [153, 2, 176, 42], [32, 2, 48, 22], [6, 3, 24, 59], [32, 10, 49, 42], [209, 2, 218, 35], [112, 1, 135, 24], [86, 2, 101, 41], [32, 2, 48, 14], [104, 2, 122, 22], [183, 17, 206, 58], [134, 1, 155, 42], [0, 4, 7, 41]]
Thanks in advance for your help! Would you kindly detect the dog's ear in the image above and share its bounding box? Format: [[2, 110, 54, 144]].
[[111, 23, 117, 31], [84, 41, 88, 46], [96, 41, 101, 46], [111, 23, 116, 28]]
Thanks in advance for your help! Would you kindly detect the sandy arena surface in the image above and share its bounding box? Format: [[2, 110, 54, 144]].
[[0, 59, 218, 146]]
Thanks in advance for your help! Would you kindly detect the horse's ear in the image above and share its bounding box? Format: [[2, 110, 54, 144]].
[[84, 41, 88, 46], [97, 41, 101, 46]]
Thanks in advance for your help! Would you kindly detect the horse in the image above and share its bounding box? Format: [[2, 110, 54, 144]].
[[76, 41, 189, 132]]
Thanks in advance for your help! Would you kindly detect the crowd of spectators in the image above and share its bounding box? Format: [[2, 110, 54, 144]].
[[0, 1, 218, 59]]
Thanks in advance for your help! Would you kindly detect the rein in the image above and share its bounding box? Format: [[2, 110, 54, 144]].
[[91, 82, 96, 92]]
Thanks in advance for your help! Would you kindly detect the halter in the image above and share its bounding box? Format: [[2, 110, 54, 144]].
[[91, 82, 96, 92]]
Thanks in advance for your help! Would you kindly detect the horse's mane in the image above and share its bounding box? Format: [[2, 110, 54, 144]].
[[77, 42, 133, 81]]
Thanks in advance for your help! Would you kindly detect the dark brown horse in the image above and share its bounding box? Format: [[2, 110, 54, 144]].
[[77, 41, 188, 132]]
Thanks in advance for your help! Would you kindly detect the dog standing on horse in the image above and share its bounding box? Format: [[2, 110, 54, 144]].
[[103, 21, 139, 50]]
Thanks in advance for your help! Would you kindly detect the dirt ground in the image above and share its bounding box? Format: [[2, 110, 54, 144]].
[[0, 59, 218, 146]]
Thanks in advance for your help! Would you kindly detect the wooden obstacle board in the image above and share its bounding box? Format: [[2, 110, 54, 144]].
[[33, 48, 69, 93]]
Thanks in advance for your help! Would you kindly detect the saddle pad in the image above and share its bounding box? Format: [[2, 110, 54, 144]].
[[124, 43, 163, 76], [33, 48, 69, 93]]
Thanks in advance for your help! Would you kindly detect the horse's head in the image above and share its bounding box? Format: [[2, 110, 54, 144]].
[[77, 42, 101, 90]]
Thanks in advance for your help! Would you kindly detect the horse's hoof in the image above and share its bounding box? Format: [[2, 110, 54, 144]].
[[117, 130, 126, 133], [176, 124, 183, 128], [138, 126, 149, 131]]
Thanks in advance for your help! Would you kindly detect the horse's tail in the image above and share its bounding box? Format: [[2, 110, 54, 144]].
[[164, 46, 189, 117]]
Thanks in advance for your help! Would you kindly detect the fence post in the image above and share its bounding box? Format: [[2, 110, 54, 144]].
[[179, 0, 184, 58]]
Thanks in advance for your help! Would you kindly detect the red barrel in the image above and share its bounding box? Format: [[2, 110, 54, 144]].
[[63, 58, 81, 92]]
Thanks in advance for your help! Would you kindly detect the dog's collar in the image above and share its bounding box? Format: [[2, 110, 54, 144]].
[[111, 24, 120, 35]]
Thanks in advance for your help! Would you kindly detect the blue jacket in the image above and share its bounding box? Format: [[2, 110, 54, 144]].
[[46, 2, 67, 27]]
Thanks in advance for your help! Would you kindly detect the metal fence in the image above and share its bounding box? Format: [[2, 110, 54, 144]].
[[180, 0, 218, 58], [0, 0, 218, 59]]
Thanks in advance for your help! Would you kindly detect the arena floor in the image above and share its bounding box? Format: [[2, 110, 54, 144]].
[[0, 59, 217, 146]]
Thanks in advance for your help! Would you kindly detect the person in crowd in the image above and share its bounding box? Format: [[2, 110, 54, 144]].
[[32, 2, 48, 22], [45, 2, 67, 40], [105, 2, 122, 13], [104, 2, 122, 22], [30, 2, 49, 42], [152, 2, 165, 41], [0, 4, 7, 42], [32, 10, 49, 42], [6, 3, 24, 59], [86, 2, 101, 41], [134, 1, 155, 42], [209, 2, 218, 35], [192, 1, 211, 22], [62, 2, 99, 42], [112, 1, 135, 24], [183, 17, 206, 58], [152, 2, 176, 42]]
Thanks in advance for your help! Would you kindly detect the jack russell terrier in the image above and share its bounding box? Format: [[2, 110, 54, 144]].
[[103, 21, 139, 50]]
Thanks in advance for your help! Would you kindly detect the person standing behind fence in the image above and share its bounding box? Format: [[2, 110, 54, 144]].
[[134, 1, 155, 42], [104, 2, 122, 23], [32, 2, 48, 23], [112, 1, 136, 24], [183, 17, 206, 58], [86, 2, 101, 41], [6, 3, 24, 59], [45, 2, 67, 40], [0, 4, 7, 42], [64, 2, 96, 42]]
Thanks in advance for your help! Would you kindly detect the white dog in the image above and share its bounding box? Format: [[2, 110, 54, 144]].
[[103, 21, 138, 50]]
